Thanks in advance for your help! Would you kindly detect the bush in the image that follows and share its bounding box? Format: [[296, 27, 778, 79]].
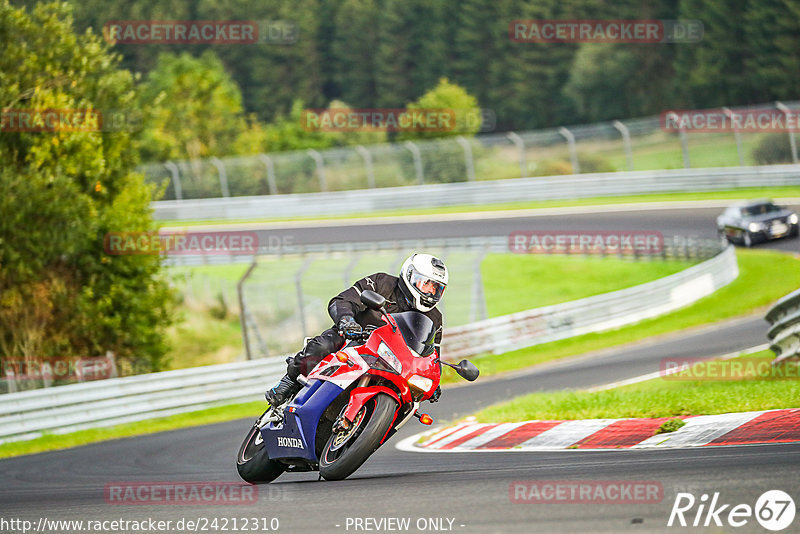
[[753, 133, 796, 164], [533, 154, 614, 176]]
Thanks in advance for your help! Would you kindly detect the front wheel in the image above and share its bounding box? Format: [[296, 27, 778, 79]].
[[236, 419, 285, 484], [319, 393, 398, 481]]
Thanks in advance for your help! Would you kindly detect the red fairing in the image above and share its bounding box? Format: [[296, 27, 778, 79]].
[[342, 385, 401, 422], [362, 323, 441, 398], [308, 318, 442, 424]]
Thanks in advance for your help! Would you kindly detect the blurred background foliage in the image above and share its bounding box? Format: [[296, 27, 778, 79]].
[[10, 0, 800, 163]]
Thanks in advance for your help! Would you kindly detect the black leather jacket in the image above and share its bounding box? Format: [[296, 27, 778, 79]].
[[328, 272, 443, 350]]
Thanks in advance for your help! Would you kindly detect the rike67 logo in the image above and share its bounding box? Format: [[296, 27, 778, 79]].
[[668, 490, 795, 531]]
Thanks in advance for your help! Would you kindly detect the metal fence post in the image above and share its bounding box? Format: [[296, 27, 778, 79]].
[[257, 154, 278, 195], [722, 107, 744, 166], [776, 102, 798, 163], [295, 257, 314, 339], [237, 261, 259, 360], [403, 141, 424, 185], [210, 157, 230, 197], [356, 146, 376, 189], [307, 149, 328, 191], [506, 131, 526, 178], [469, 248, 489, 323], [164, 161, 183, 200], [612, 120, 634, 171], [558, 126, 580, 174], [343, 252, 363, 289], [666, 112, 691, 168], [456, 136, 476, 181]]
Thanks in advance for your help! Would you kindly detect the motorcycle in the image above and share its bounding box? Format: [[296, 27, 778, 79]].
[[236, 289, 479, 483]]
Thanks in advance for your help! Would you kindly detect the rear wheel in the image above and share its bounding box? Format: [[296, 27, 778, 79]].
[[236, 418, 285, 484], [319, 393, 397, 481]]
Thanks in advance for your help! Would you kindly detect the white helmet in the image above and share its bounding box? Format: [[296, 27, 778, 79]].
[[399, 253, 448, 312]]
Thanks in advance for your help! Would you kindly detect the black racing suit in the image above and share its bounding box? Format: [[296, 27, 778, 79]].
[[287, 272, 443, 380]]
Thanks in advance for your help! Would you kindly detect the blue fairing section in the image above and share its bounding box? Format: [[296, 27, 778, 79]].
[[261, 379, 345, 462]]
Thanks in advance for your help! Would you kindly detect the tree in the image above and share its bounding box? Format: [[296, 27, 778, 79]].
[[563, 44, 640, 121], [330, 0, 380, 108], [0, 1, 174, 373], [742, 0, 800, 102], [674, 0, 756, 107], [375, 0, 449, 108], [396, 77, 481, 141], [137, 50, 248, 162]]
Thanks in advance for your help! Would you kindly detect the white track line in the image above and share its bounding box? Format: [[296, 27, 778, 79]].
[[588, 344, 769, 392]]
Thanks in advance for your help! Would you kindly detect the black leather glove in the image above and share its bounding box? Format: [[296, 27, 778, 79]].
[[337, 315, 363, 339], [429, 386, 441, 403]]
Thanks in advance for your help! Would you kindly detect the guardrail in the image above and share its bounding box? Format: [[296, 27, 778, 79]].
[[765, 289, 800, 364], [0, 358, 287, 445], [442, 243, 738, 359], [152, 165, 800, 221], [0, 239, 735, 444]]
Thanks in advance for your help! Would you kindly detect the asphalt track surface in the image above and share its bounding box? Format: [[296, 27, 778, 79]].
[[2, 204, 799, 534], [246, 204, 800, 255]]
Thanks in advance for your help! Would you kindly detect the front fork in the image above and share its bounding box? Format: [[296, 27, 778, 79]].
[[332, 376, 408, 433]]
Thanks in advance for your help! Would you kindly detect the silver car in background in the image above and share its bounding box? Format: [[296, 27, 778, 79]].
[[716, 199, 799, 247]]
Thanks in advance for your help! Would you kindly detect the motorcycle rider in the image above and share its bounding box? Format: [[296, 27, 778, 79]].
[[265, 253, 448, 406]]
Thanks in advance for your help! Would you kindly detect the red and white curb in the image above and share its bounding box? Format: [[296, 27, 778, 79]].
[[395, 408, 800, 453]]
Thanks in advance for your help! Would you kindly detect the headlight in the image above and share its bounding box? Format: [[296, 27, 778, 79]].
[[408, 374, 434, 393], [789, 214, 798, 224], [748, 222, 764, 232], [377, 342, 402, 373]]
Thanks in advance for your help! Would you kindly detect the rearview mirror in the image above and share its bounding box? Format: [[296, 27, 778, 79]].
[[455, 360, 480, 381], [360, 290, 386, 311]]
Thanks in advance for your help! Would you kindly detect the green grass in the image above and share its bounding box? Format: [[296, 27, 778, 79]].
[[482, 255, 690, 317], [472, 351, 800, 422], [157, 186, 800, 227], [0, 401, 265, 460], [443, 249, 800, 382], [164, 304, 244, 369], [609, 134, 766, 170], [170, 264, 251, 283]]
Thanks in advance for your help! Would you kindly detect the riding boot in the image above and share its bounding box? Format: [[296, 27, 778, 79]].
[[265, 373, 302, 406]]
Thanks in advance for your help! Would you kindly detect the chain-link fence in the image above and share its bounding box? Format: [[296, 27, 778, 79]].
[[139, 101, 800, 201], [237, 236, 720, 361]]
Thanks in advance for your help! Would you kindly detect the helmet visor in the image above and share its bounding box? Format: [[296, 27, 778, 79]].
[[409, 269, 445, 301]]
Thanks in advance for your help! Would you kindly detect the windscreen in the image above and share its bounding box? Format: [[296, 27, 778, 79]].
[[390, 311, 436, 356], [742, 203, 781, 216]]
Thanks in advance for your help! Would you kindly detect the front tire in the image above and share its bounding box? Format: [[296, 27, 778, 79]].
[[319, 394, 397, 481], [236, 421, 285, 484]]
